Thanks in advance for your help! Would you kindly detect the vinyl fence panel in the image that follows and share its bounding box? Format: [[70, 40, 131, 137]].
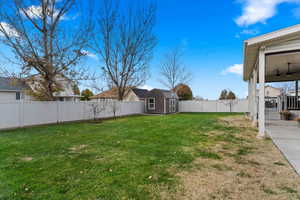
[[0, 101, 144, 130], [179, 99, 248, 113]]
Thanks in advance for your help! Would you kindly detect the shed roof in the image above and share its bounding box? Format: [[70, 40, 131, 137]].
[[90, 87, 121, 99], [150, 89, 178, 99], [0, 77, 28, 91], [131, 88, 149, 99]]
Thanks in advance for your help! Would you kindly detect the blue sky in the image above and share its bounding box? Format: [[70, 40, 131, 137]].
[[2, 0, 300, 99], [138, 0, 300, 99]]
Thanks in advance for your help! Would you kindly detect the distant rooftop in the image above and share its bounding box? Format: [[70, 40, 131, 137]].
[[0, 77, 28, 91]]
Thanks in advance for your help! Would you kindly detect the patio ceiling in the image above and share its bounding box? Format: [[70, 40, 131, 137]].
[[243, 24, 300, 82], [265, 51, 300, 82]]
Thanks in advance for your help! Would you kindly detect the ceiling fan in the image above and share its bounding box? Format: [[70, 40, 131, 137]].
[[275, 63, 298, 77]]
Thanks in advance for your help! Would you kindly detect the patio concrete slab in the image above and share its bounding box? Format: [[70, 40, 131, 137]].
[[266, 119, 300, 175]]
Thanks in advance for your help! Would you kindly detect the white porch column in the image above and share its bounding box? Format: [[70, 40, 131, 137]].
[[258, 48, 266, 138], [248, 77, 253, 118], [252, 67, 258, 126]]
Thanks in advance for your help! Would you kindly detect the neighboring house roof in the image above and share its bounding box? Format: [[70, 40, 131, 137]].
[[91, 87, 149, 100], [0, 77, 28, 92], [91, 87, 178, 100], [131, 88, 149, 99], [150, 89, 179, 99], [90, 87, 121, 99]]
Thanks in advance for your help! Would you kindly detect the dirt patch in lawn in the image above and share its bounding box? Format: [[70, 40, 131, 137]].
[[69, 144, 88, 152], [163, 116, 300, 200], [20, 157, 33, 162]]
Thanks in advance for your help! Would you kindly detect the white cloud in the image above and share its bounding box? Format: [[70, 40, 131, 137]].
[[240, 29, 260, 35], [222, 64, 243, 76], [0, 22, 19, 37], [235, 29, 260, 38], [82, 50, 98, 60], [21, 5, 68, 20], [22, 5, 43, 19], [235, 0, 300, 26], [141, 85, 153, 90]]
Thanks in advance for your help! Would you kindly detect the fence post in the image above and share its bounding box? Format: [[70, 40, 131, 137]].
[[56, 101, 59, 124], [19, 100, 24, 128]]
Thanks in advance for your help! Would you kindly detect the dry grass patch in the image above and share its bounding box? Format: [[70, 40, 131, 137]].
[[164, 115, 300, 200], [20, 157, 33, 162], [68, 144, 88, 152]]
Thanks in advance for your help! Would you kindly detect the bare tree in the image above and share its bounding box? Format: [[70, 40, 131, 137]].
[[159, 47, 192, 89], [88, 101, 107, 121], [221, 100, 238, 112], [109, 100, 119, 119], [92, 0, 157, 100], [0, 0, 93, 100]]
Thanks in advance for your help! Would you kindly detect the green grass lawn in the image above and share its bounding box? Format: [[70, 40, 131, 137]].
[[0, 113, 242, 200]]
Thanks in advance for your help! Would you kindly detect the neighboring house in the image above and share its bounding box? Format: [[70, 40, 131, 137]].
[[265, 85, 282, 98], [0, 77, 31, 101], [287, 90, 300, 96], [90, 87, 149, 102], [263, 86, 282, 108], [26, 74, 81, 101], [265, 86, 282, 98], [0, 75, 81, 101], [253, 85, 282, 98], [145, 89, 179, 114]]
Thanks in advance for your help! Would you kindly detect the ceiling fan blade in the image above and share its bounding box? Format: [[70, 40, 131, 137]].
[[276, 69, 281, 77]]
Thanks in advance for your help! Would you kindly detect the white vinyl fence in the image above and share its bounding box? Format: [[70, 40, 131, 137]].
[[179, 99, 248, 113], [0, 101, 144, 130]]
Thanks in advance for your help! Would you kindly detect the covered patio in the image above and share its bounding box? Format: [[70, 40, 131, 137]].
[[244, 24, 300, 136], [244, 24, 300, 174]]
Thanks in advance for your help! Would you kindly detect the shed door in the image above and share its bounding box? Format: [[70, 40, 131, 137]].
[[169, 99, 176, 113]]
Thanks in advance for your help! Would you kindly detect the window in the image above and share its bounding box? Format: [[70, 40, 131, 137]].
[[16, 92, 21, 100], [148, 98, 155, 110]]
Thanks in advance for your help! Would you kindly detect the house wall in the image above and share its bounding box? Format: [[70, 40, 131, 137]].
[[265, 86, 281, 98], [0, 91, 31, 101], [0, 101, 144, 130], [124, 91, 140, 101], [26, 74, 79, 100], [0, 92, 17, 101]]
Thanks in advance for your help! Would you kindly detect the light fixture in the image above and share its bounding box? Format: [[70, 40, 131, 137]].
[[286, 63, 293, 77]]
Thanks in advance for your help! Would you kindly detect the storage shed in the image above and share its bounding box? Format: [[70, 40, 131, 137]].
[[145, 89, 179, 114]]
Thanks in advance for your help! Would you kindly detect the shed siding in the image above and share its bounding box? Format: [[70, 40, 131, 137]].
[[146, 90, 164, 114]]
